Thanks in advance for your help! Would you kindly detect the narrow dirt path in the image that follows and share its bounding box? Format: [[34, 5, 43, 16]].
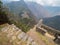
[[27, 25, 46, 45]]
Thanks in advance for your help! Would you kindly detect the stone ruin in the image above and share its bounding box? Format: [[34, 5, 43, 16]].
[[1, 24, 39, 45]]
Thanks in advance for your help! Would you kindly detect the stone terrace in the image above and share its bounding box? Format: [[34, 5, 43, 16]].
[[1, 24, 39, 45]]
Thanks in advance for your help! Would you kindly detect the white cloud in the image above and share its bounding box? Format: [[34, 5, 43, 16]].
[[25, 0, 60, 6], [34, 0, 60, 6], [2, 0, 19, 1], [3, 0, 60, 6]]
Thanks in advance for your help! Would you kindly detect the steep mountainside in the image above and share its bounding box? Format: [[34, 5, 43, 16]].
[[3, 0, 36, 32], [5, 0, 37, 21], [6, 0, 31, 15], [5, 1, 51, 22], [43, 15, 60, 30], [26, 2, 51, 20]]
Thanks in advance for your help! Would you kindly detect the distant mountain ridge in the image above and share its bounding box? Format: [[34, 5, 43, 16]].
[[5, 0, 52, 22], [43, 15, 60, 30], [5, 0, 38, 22], [44, 6, 60, 16], [2, 0, 60, 18]]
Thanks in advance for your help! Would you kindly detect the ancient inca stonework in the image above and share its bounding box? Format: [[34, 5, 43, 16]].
[[1, 24, 38, 45]]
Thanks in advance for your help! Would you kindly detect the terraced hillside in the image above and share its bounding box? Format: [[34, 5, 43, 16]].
[[0, 24, 38, 45]]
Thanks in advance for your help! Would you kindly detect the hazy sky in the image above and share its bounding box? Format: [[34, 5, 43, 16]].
[[2, 0, 60, 6]]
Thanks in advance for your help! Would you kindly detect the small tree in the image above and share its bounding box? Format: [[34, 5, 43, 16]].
[[0, 1, 10, 24]]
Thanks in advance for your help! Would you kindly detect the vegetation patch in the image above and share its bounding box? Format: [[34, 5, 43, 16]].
[[36, 32, 55, 45]]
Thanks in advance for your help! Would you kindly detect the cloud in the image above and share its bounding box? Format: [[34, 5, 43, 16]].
[[25, 0, 60, 6], [2, 0, 19, 2], [2, 0, 60, 6], [35, 0, 60, 6]]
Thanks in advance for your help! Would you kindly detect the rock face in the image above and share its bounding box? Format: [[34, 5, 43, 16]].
[[1, 24, 38, 45]]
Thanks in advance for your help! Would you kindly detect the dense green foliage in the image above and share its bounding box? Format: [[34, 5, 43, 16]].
[[9, 16, 35, 32], [0, 1, 10, 24]]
